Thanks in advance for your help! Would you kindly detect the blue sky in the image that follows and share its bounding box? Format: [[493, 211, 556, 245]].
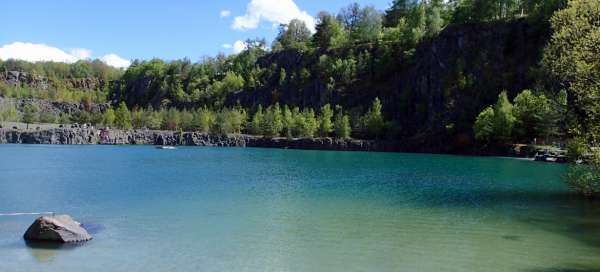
[[0, 0, 390, 67]]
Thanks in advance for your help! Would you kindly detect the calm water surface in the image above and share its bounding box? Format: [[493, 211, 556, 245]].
[[0, 145, 598, 272]]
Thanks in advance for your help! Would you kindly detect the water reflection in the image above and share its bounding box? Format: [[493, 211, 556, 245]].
[[25, 241, 83, 263]]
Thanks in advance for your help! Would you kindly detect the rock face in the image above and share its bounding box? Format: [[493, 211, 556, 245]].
[[0, 70, 105, 92], [24, 214, 92, 243], [1, 97, 108, 116], [0, 127, 409, 152]]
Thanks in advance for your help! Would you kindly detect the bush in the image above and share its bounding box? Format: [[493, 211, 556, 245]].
[[566, 151, 600, 197]]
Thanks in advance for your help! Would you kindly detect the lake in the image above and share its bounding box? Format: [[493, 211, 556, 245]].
[[0, 145, 598, 272]]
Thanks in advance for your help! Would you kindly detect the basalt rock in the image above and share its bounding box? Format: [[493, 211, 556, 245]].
[[24, 214, 92, 243]]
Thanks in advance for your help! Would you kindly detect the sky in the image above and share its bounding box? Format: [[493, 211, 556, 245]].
[[0, 0, 391, 68]]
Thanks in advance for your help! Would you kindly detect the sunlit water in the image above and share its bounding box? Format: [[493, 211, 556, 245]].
[[0, 145, 598, 272]]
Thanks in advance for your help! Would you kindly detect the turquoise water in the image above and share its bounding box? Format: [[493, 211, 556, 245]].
[[0, 145, 598, 272]]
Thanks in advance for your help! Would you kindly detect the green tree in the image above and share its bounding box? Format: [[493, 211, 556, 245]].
[[131, 109, 146, 129], [512, 90, 552, 142], [543, 0, 600, 142], [104, 109, 116, 128], [302, 108, 318, 138], [334, 105, 352, 139], [282, 105, 294, 138], [214, 108, 246, 134], [566, 149, 600, 197], [425, 1, 445, 37], [193, 107, 215, 133], [262, 103, 283, 137], [273, 19, 312, 51], [0, 103, 19, 122], [22, 104, 38, 129], [146, 110, 163, 130], [364, 97, 385, 139], [318, 104, 334, 137], [384, 0, 417, 27], [162, 108, 180, 130], [249, 105, 264, 135], [492, 91, 515, 143], [180, 110, 194, 131], [474, 106, 495, 143], [114, 102, 132, 130], [313, 12, 348, 52]]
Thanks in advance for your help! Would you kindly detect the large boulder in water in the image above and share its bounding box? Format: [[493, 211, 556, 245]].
[[23, 214, 92, 243]]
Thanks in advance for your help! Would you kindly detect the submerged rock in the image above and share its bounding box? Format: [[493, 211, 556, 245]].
[[23, 214, 92, 243]]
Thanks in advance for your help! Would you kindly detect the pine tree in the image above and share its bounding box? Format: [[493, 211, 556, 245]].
[[319, 104, 334, 137], [334, 105, 352, 139], [249, 105, 264, 135]]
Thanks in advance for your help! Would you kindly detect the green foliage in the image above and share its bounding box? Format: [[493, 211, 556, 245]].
[[22, 104, 38, 126], [314, 12, 348, 51], [567, 137, 589, 161], [338, 3, 383, 43], [543, 0, 600, 142], [114, 102, 132, 130], [493, 91, 516, 142], [512, 90, 552, 141], [249, 105, 264, 135], [162, 108, 180, 131], [282, 105, 294, 138], [193, 107, 215, 133], [0, 103, 19, 122], [131, 109, 146, 129], [214, 108, 246, 134], [180, 110, 195, 131], [273, 19, 312, 52], [566, 150, 600, 197], [261, 103, 283, 137], [334, 105, 352, 139], [318, 104, 334, 137], [104, 108, 116, 127], [363, 98, 386, 139], [474, 106, 495, 143]]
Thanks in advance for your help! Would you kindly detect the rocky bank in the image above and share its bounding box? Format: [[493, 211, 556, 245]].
[[0, 127, 404, 152]]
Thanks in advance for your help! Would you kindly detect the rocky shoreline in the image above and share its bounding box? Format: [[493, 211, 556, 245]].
[[0, 127, 402, 152], [0, 127, 570, 162]]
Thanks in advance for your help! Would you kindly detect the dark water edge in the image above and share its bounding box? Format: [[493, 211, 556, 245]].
[[0, 127, 558, 161]]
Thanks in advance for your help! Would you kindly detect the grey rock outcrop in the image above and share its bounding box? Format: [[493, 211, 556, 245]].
[[24, 214, 92, 243], [0, 126, 405, 152]]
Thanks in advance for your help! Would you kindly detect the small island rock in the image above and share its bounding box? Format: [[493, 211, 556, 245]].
[[24, 214, 92, 243]]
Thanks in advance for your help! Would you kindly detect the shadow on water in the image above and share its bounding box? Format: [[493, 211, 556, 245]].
[[25, 240, 86, 263], [411, 189, 600, 250], [526, 265, 600, 272]]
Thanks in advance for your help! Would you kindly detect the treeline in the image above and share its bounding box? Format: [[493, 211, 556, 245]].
[[1, 98, 388, 140], [0, 59, 122, 82], [0, 59, 121, 104], [0, 83, 108, 104], [109, 0, 565, 110]]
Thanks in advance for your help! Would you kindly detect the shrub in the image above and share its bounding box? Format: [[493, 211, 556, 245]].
[[566, 151, 600, 197]]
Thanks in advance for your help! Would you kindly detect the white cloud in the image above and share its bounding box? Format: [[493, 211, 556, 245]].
[[100, 54, 131, 69], [0, 42, 78, 63], [232, 40, 247, 54], [232, 0, 315, 32], [220, 10, 231, 18], [0, 42, 129, 68], [222, 43, 232, 49], [70, 48, 92, 60]]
